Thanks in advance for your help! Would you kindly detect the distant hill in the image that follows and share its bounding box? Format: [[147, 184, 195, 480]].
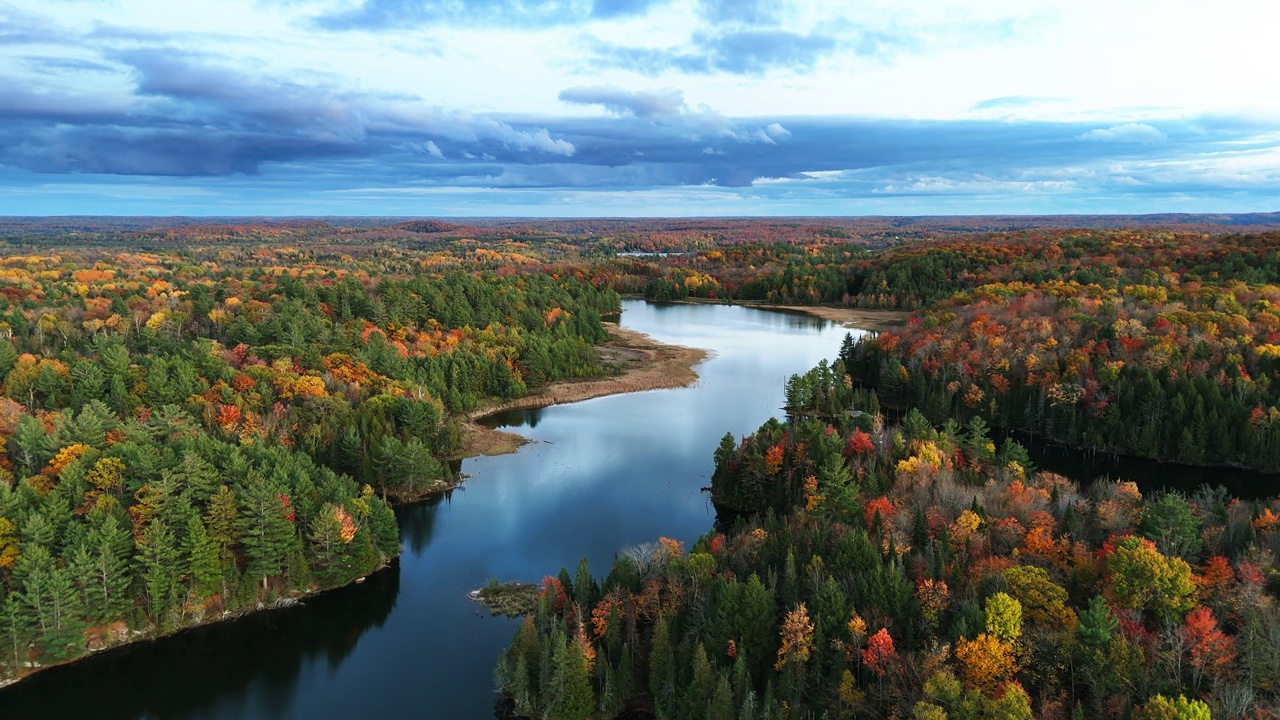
[[2, 212, 1279, 247]]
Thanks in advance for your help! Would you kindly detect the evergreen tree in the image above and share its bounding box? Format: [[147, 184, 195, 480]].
[[139, 519, 181, 626], [650, 614, 674, 717], [738, 573, 776, 682], [237, 472, 298, 592], [183, 516, 222, 598], [80, 515, 133, 623], [0, 591, 33, 668], [552, 636, 594, 720]]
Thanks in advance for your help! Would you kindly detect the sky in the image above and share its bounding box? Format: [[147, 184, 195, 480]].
[[1, 0, 1279, 216]]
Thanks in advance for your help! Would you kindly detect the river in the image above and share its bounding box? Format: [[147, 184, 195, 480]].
[[0, 300, 859, 719]]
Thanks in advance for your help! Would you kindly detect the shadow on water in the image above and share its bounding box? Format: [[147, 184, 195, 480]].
[[481, 406, 545, 430], [395, 489, 443, 556], [878, 406, 1279, 500], [1020, 431, 1279, 500], [646, 301, 830, 332], [0, 564, 400, 720]]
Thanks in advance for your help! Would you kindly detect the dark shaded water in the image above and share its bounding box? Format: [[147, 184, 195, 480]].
[[1023, 432, 1278, 500], [0, 301, 856, 720]]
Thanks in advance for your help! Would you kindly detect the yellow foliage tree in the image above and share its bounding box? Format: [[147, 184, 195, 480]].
[[954, 633, 1017, 694], [775, 602, 815, 670], [48, 443, 92, 476]]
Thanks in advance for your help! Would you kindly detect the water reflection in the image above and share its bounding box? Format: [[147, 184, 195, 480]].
[[0, 565, 399, 719], [396, 491, 443, 556], [1024, 432, 1278, 499], [0, 300, 856, 720]]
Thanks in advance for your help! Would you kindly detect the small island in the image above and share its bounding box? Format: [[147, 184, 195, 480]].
[[470, 580, 540, 617]]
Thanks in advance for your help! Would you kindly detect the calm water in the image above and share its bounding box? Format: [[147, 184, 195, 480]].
[[0, 301, 858, 720]]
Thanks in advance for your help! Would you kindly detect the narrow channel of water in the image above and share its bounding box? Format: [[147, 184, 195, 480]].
[[0, 301, 857, 719]]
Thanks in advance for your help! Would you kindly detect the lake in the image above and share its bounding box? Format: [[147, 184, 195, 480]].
[[0, 300, 859, 719]]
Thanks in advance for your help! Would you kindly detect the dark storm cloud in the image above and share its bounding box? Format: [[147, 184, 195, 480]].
[[592, 29, 838, 74], [558, 86, 684, 117]]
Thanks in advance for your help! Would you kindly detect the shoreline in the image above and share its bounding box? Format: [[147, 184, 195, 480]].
[[448, 301, 904, 468], [0, 557, 398, 691], [456, 323, 709, 460], [621, 295, 910, 330], [760, 304, 910, 330]]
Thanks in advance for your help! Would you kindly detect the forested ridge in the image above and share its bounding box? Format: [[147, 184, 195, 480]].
[[492, 228, 1280, 719], [498, 348, 1280, 719], [838, 231, 1280, 471], [6, 217, 1280, 706], [0, 240, 619, 681]]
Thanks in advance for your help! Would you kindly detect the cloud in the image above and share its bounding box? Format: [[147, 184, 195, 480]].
[[593, 29, 838, 75], [397, 140, 445, 158], [697, 0, 778, 25], [590, 0, 670, 19], [313, 0, 585, 30], [0, 50, 576, 177], [0, 3, 65, 44], [703, 29, 837, 73], [559, 85, 684, 117], [1, 40, 1277, 213], [972, 95, 1055, 111], [1079, 123, 1168, 144]]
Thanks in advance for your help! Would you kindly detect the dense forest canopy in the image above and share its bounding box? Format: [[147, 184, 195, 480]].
[[5, 215, 1280, 716], [499, 351, 1280, 720], [0, 236, 619, 681]]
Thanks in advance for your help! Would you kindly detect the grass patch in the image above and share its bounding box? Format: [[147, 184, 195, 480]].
[[470, 579, 539, 617]]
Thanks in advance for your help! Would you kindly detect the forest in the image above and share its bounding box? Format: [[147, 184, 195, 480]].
[[498, 350, 1278, 719], [486, 222, 1280, 719], [0, 234, 619, 681], [6, 216, 1280, 714], [838, 230, 1280, 471]]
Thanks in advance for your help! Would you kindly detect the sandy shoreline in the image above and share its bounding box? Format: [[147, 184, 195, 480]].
[[453, 303, 905, 460], [457, 323, 708, 459], [763, 304, 910, 330]]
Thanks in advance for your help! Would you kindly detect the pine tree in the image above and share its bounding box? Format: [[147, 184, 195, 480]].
[[366, 496, 399, 562], [708, 674, 735, 720], [681, 640, 715, 718], [237, 472, 297, 592], [0, 591, 34, 669], [205, 485, 239, 598], [308, 505, 348, 586], [43, 565, 84, 661], [72, 515, 132, 624], [10, 414, 47, 474], [15, 544, 84, 661], [139, 519, 181, 626], [183, 516, 222, 598], [334, 425, 362, 476], [738, 573, 776, 682], [553, 635, 594, 720], [394, 437, 441, 492], [649, 614, 674, 717], [176, 451, 221, 505]]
